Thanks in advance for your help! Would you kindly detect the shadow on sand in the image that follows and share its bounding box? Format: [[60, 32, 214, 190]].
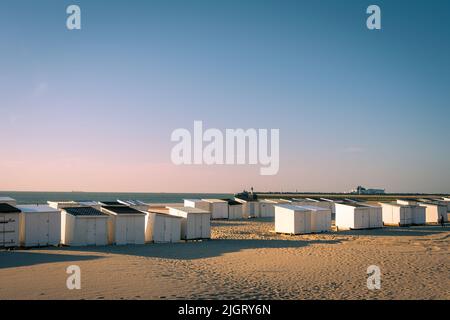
[[0, 250, 103, 269], [67, 238, 344, 260], [336, 225, 449, 237], [1, 238, 342, 267], [1, 225, 447, 268], [211, 217, 274, 227]]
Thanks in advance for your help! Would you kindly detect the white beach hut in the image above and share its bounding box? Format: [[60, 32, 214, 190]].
[[0, 203, 20, 248], [320, 197, 345, 215], [234, 198, 260, 218], [438, 197, 450, 212], [368, 205, 383, 228], [379, 202, 413, 226], [61, 207, 109, 246], [394, 200, 426, 225], [223, 199, 244, 220], [417, 202, 448, 224], [411, 205, 426, 225], [167, 206, 211, 240], [335, 202, 382, 230], [145, 208, 182, 243], [47, 201, 79, 210], [298, 205, 332, 233], [259, 200, 276, 218], [0, 197, 17, 206], [202, 199, 228, 219], [274, 204, 312, 235], [101, 206, 146, 245], [184, 199, 210, 211], [17, 205, 61, 247], [184, 199, 227, 219]]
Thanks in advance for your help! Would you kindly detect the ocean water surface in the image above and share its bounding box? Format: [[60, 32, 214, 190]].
[[0, 192, 233, 205]]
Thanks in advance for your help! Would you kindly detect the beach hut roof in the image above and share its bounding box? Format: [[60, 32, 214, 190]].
[[344, 198, 365, 203], [202, 199, 227, 203], [418, 198, 439, 202], [0, 203, 20, 213], [234, 196, 258, 202], [117, 199, 147, 206], [398, 198, 419, 201], [64, 207, 107, 217], [336, 202, 370, 208], [99, 201, 124, 206], [102, 206, 146, 215], [184, 199, 203, 203], [297, 205, 330, 211], [168, 206, 210, 214], [222, 199, 242, 205], [16, 204, 58, 212], [0, 196, 16, 202], [148, 208, 183, 218], [320, 197, 345, 202], [100, 201, 124, 206], [75, 201, 99, 206], [379, 202, 411, 207], [291, 197, 321, 202], [274, 204, 309, 211], [304, 198, 321, 202]]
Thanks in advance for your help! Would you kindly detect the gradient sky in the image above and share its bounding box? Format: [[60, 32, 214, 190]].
[[1, 0, 449, 193]]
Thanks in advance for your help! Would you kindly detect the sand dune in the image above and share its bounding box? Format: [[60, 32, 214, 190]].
[[0, 219, 448, 300]]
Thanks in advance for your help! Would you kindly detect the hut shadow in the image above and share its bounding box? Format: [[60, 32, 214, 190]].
[[212, 218, 274, 227], [336, 225, 449, 237], [67, 238, 343, 260], [0, 250, 103, 269]]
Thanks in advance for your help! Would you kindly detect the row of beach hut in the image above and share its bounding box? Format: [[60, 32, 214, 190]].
[[1, 196, 448, 247], [0, 197, 217, 248], [272, 197, 448, 234]]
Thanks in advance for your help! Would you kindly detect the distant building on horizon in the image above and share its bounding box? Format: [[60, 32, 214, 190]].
[[351, 186, 385, 195]]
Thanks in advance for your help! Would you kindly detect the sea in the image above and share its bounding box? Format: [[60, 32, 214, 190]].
[[0, 192, 233, 205]]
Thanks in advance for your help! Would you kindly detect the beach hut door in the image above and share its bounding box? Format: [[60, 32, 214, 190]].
[[0, 215, 16, 246], [87, 220, 96, 245], [126, 218, 134, 243], [38, 214, 50, 245]]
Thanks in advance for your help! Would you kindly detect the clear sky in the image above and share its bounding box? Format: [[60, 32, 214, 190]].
[[1, 0, 449, 193]]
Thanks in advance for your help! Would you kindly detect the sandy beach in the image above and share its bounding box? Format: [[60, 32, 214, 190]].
[[0, 218, 448, 300]]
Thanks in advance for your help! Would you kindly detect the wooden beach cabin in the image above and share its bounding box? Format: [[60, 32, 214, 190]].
[[167, 206, 211, 240], [274, 204, 312, 235], [379, 202, 413, 226], [145, 207, 182, 243], [417, 201, 448, 224], [335, 202, 382, 230], [0, 203, 21, 248], [17, 204, 61, 247], [297, 205, 332, 233], [222, 199, 244, 220], [61, 207, 109, 246], [101, 206, 146, 245]]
